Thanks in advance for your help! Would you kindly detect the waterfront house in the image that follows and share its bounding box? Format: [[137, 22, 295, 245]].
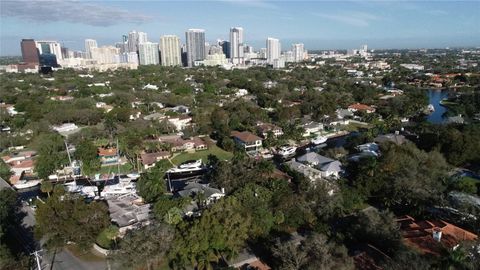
[[256, 122, 284, 138], [140, 151, 171, 170], [348, 103, 376, 113], [296, 152, 343, 179], [98, 147, 119, 165], [231, 131, 263, 154]]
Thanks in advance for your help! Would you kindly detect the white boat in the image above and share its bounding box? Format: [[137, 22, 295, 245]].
[[311, 135, 328, 145], [14, 179, 42, 190], [427, 104, 435, 112], [126, 173, 140, 180], [64, 182, 98, 198], [100, 178, 136, 198], [277, 146, 297, 157], [167, 159, 205, 176]]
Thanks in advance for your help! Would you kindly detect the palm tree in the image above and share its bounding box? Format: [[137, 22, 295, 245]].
[[40, 181, 53, 197]]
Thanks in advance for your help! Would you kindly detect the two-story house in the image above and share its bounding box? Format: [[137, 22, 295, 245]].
[[231, 131, 263, 154]]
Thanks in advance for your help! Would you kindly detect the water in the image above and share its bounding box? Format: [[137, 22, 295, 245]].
[[426, 89, 449, 124]]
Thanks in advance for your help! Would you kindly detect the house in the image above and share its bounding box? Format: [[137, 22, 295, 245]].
[[396, 215, 477, 256], [140, 151, 170, 170], [143, 112, 165, 121], [10, 159, 35, 176], [158, 135, 207, 152], [96, 102, 114, 113], [299, 119, 324, 137], [177, 182, 225, 205], [374, 133, 406, 145], [336, 108, 354, 119], [0, 103, 18, 116], [227, 248, 271, 270], [98, 147, 119, 165], [142, 84, 159, 90], [235, 89, 248, 97], [256, 122, 283, 138], [286, 160, 322, 181], [106, 193, 151, 235], [51, 123, 79, 133], [1, 150, 36, 164], [170, 105, 190, 114], [168, 115, 192, 131], [446, 115, 465, 124], [231, 131, 263, 153], [348, 103, 376, 113], [296, 152, 343, 179]]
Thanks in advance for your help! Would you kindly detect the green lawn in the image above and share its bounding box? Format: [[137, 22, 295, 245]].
[[96, 163, 133, 174], [171, 145, 233, 165]]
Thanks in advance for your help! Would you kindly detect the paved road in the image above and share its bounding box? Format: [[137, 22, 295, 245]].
[[14, 200, 108, 270]]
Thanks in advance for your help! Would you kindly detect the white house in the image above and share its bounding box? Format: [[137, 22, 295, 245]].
[[52, 123, 79, 133], [168, 115, 192, 131]]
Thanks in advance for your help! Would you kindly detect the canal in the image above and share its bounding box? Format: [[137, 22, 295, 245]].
[[426, 89, 449, 124]]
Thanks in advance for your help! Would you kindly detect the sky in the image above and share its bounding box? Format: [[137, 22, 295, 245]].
[[0, 0, 479, 56]]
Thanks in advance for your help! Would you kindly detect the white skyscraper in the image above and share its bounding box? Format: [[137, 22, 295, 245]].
[[90, 46, 120, 64], [185, 29, 206, 67], [229, 27, 244, 64], [159, 35, 182, 66], [266, 37, 281, 64], [127, 31, 148, 52], [35, 40, 63, 63], [292, 43, 305, 62], [138, 42, 159, 65], [84, 39, 98, 59]]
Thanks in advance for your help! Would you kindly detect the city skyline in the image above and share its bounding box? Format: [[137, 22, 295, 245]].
[[1, 0, 479, 56]]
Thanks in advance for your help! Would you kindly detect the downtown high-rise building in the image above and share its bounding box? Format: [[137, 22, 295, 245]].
[[159, 35, 181, 66], [84, 39, 98, 59], [20, 39, 39, 64], [229, 27, 244, 64], [90, 46, 120, 64], [220, 40, 231, 59], [35, 40, 63, 65], [127, 30, 148, 53], [185, 29, 206, 67], [138, 42, 159, 65], [266, 37, 281, 64], [292, 43, 304, 62]]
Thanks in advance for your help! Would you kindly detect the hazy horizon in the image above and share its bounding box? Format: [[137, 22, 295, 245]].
[[1, 0, 479, 56]]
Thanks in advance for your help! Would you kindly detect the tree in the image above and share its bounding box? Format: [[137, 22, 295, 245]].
[[40, 181, 53, 197], [349, 209, 403, 255], [169, 197, 251, 269], [75, 139, 100, 176], [112, 223, 174, 270], [136, 160, 171, 203], [33, 133, 68, 180], [35, 188, 110, 250], [272, 233, 354, 270], [0, 189, 29, 270], [0, 159, 12, 181], [370, 142, 449, 210]]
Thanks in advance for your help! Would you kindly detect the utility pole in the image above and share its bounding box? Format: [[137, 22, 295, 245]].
[[31, 249, 43, 270]]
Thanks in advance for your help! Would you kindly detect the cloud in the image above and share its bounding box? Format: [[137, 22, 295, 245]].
[[313, 11, 381, 27], [1, 0, 152, 26]]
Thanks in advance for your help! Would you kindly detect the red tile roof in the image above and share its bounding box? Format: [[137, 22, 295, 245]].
[[349, 103, 375, 112], [397, 215, 477, 256], [98, 147, 117, 156]]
